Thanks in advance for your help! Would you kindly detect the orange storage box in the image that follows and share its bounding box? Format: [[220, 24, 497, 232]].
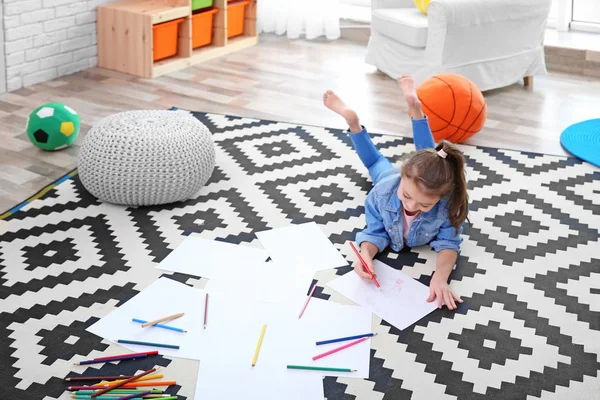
[[152, 18, 185, 61], [192, 8, 219, 49], [227, 1, 250, 38]]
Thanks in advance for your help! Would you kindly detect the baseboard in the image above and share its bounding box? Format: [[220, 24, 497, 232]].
[[545, 45, 600, 78], [340, 19, 370, 44]]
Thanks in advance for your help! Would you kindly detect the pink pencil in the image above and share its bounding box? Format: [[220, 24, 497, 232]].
[[298, 283, 317, 319], [312, 337, 369, 361]]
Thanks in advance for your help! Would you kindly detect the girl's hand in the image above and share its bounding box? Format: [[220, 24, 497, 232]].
[[353, 256, 376, 281], [427, 273, 463, 310]]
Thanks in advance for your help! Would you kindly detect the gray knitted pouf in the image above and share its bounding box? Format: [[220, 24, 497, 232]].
[[78, 110, 215, 206]]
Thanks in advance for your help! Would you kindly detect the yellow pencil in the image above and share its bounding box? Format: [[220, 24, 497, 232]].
[[252, 324, 267, 367]]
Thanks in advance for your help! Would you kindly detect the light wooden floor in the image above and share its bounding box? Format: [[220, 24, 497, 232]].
[[1, 34, 600, 212]]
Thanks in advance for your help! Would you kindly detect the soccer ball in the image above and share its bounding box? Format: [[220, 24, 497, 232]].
[[26, 103, 80, 151]]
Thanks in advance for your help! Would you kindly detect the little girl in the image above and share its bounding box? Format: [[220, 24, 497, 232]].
[[323, 76, 468, 310]]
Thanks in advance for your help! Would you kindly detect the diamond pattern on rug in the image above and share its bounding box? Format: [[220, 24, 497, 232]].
[[0, 112, 599, 400]]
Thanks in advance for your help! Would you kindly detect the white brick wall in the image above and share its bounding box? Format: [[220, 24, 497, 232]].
[[3, 0, 113, 91]]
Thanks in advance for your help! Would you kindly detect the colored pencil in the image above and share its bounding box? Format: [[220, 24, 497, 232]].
[[114, 391, 151, 400], [71, 394, 178, 400], [74, 390, 162, 395], [132, 318, 186, 333], [102, 374, 163, 384], [298, 283, 317, 319], [66, 376, 134, 382], [312, 337, 369, 361], [115, 339, 179, 349], [287, 365, 356, 373], [69, 382, 175, 391], [316, 332, 376, 346], [73, 396, 170, 400], [93, 351, 159, 361], [90, 368, 156, 398], [141, 313, 184, 328], [74, 354, 148, 365], [251, 324, 267, 367], [203, 293, 208, 329], [349, 242, 381, 289]]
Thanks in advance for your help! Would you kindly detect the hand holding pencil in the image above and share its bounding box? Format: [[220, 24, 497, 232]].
[[349, 242, 380, 287]]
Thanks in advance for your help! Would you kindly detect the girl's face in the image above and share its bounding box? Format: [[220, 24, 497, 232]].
[[398, 177, 440, 213]]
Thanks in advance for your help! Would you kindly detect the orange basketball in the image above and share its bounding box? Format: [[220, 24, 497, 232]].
[[416, 74, 487, 143]]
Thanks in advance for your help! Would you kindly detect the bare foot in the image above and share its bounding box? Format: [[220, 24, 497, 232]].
[[396, 76, 424, 120], [323, 90, 362, 133]]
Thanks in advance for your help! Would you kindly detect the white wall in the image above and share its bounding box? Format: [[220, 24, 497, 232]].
[[3, 0, 113, 92]]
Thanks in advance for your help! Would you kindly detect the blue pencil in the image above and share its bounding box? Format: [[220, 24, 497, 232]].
[[316, 333, 376, 346], [116, 339, 180, 349], [132, 318, 187, 333]]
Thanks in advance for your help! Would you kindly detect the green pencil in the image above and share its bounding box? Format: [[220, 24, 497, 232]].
[[287, 365, 356, 373]]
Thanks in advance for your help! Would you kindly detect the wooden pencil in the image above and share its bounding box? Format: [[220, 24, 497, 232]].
[[140, 312, 184, 328], [132, 318, 186, 333], [74, 354, 147, 365], [316, 332, 376, 346], [203, 293, 208, 329], [112, 391, 151, 400], [72, 396, 171, 399], [287, 365, 356, 373], [251, 324, 267, 367], [90, 368, 156, 398], [298, 282, 317, 319], [65, 376, 134, 382], [115, 339, 179, 349], [101, 374, 162, 384], [312, 337, 369, 361], [68, 381, 175, 391], [93, 351, 158, 361]]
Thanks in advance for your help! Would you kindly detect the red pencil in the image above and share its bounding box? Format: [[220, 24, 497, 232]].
[[349, 242, 381, 289], [67, 381, 175, 390], [65, 375, 134, 382], [93, 351, 158, 361], [204, 293, 208, 329]]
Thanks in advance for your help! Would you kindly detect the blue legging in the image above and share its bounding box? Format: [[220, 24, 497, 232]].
[[349, 117, 435, 184]]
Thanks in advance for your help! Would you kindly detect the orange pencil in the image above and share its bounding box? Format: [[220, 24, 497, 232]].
[[349, 242, 381, 289], [90, 368, 156, 397]]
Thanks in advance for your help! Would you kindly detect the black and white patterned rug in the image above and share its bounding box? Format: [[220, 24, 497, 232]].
[[1, 112, 599, 400]]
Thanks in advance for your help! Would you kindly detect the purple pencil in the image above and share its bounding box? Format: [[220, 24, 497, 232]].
[[116, 391, 152, 400]]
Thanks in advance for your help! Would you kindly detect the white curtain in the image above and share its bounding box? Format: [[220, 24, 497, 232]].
[[257, 0, 341, 40]]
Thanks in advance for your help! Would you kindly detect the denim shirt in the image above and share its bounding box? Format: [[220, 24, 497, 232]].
[[356, 169, 463, 253]]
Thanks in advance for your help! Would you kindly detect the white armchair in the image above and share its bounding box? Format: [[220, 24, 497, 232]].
[[366, 0, 552, 91]]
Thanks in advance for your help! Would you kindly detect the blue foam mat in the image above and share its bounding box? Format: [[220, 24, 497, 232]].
[[560, 118, 600, 167]]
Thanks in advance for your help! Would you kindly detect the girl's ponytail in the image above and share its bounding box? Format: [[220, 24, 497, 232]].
[[436, 141, 469, 234]]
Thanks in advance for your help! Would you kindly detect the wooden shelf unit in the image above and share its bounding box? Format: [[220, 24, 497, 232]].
[[97, 0, 257, 78]]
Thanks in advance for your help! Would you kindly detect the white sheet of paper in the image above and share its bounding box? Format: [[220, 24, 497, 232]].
[[290, 298, 372, 379], [194, 296, 369, 398], [87, 278, 207, 360], [205, 262, 315, 304], [156, 236, 269, 279], [327, 260, 438, 331], [256, 222, 348, 272], [194, 362, 325, 400]]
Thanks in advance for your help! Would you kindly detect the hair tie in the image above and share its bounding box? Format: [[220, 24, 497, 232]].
[[437, 149, 447, 159]]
